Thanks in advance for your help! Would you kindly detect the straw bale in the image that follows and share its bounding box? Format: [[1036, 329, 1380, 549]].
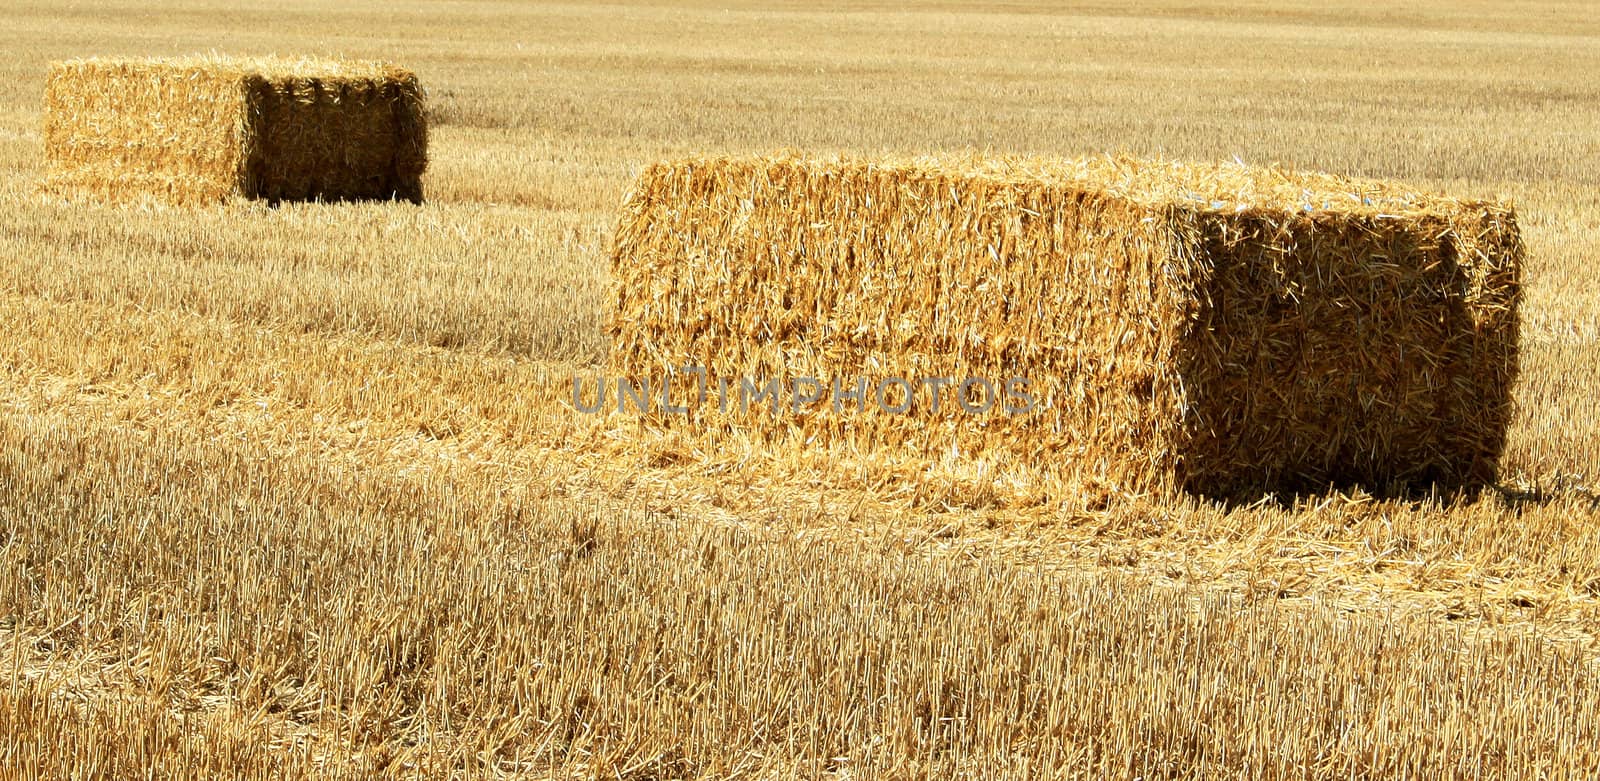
[[42, 55, 427, 205], [608, 154, 1523, 500]]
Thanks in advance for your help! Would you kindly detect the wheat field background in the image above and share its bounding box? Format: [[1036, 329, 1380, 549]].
[[2, 1, 1600, 778]]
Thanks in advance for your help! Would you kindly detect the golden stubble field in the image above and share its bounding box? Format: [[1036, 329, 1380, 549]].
[[2, 1, 1599, 778]]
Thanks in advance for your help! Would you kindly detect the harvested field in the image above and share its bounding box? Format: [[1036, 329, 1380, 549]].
[[42, 55, 426, 205], [611, 154, 1522, 500], [2, 0, 1600, 778], [2, 412, 1597, 779]]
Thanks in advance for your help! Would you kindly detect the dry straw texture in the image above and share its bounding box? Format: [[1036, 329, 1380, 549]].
[[610, 154, 1523, 500], [42, 55, 427, 205]]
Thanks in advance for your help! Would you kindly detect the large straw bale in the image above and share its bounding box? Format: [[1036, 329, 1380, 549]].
[[608, 154, 1522, 500], [43, 55, 427, 205]]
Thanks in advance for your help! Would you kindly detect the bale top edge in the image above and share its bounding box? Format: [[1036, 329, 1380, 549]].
[[49, 54, 415, 81], [640, 152, 1512, 219]]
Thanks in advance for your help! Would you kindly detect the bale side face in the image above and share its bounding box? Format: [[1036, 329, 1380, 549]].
[[245, 68, 427, 203], [1170, 206, 1522, 497], [43, 62, 249, 205], [609, 158, 1192, 496]]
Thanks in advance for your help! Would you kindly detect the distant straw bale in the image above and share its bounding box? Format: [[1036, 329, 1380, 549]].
[[42, 55, 427, 205], [608, 154, 1523, 500]]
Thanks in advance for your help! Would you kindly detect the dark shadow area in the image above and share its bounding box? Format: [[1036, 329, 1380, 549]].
[[1174, 208, 1522, 510], [1490, 480, 1600, 509], [261, 188, 425, 208], [1184, 477, 1491, 512]]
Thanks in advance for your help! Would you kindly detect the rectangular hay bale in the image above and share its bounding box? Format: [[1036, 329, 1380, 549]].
[[608, 154, 1523, 500], [42, 55, 427, 205]]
